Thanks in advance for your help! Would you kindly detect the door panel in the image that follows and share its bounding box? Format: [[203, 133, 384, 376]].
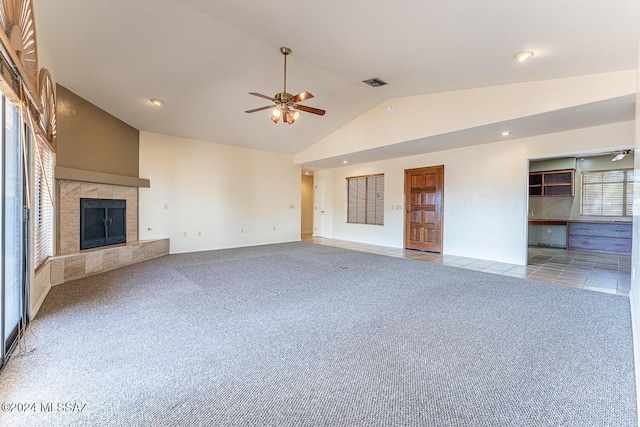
[[404, 166, 444, 252]]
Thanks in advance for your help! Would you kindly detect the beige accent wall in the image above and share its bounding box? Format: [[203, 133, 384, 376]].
[[56, 85, 140, 178]]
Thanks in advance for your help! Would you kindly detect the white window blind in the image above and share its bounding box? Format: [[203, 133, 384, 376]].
[[581, 169, 633, 217], [34, 134, 54, 268], [347, 174, 384, 225]]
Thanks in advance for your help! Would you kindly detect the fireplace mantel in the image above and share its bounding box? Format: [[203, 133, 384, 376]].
[[56, 166, 150, 188]]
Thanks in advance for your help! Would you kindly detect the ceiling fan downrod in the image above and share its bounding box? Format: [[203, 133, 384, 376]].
[[281, 47, 291, 99]]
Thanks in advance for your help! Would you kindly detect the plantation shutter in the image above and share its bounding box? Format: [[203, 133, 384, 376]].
[[34, 134, 54, 268]]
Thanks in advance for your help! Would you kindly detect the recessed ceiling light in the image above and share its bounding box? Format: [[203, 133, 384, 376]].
[[343, 160, 348, 164], [150, 98, 163, 106], [386, 106, 393, 113], [501, 131, 511, 136], [513, 51, 534, 62]]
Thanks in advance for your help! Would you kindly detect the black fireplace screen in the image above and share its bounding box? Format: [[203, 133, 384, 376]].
[[80, 199, 126, 250]]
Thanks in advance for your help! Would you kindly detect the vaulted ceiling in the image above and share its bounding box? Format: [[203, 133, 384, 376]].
[[36, 0, 640, 157]]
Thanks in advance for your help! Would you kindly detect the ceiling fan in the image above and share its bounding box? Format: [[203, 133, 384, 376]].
[[611, 149, 632, 162], [245, 47, 326, 124]]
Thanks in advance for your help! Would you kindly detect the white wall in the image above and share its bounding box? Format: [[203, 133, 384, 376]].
[[630, 37, 640, 419], [139, 132, 301, 254], [298, 71, 636, 165], [314, 121, 635, 265]]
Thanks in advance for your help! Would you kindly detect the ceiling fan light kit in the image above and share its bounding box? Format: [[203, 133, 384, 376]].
[[246, 47, 326, 124]]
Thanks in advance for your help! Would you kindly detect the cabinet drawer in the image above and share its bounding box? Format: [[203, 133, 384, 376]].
[[568, 235, 631, 254], [568, 222, 632, 238]]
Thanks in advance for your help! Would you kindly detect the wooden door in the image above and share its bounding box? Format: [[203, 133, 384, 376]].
[[404, 166, 444, 252]]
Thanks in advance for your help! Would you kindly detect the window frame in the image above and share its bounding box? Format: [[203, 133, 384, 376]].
[[580, 168, 634, 217]]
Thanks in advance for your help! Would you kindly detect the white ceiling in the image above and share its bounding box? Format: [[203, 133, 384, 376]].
[[36, 0, 640, 160]]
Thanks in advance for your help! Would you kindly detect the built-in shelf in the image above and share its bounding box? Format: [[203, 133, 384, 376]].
[[529, 169, 574, 197]]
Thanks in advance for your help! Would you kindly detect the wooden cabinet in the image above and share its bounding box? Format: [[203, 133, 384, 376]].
[[529, 169, 574, 197], [567, 221, 631, 254]]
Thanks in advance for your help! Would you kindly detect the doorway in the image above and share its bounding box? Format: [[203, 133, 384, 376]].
[[301, 174, 314, 238], [404, 166, 444, 252], [314, 180, 326, 237]]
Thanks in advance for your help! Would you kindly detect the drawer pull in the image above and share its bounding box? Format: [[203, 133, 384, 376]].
[[615, 244, 625, 247], [615, 229, 627, 232], [577, 228, 588, 231], [581, 241, 589, 244]]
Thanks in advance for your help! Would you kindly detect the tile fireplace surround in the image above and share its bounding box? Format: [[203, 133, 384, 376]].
[[52, 180, 169, 286], [59, 180, 138, 253]]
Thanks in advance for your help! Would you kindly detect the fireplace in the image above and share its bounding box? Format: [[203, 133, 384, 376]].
[[58, 181, 138, 254], [80, 198, 126, 250]]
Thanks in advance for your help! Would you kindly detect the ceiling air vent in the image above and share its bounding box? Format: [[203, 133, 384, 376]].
[[362, 77, 388, 87]]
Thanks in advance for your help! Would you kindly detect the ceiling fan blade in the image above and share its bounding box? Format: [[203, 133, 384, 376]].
[[289, 91, 314, 103], [245, 105, 275, 113], [249, 92, 276, 101], [294, 104, 326, 116]]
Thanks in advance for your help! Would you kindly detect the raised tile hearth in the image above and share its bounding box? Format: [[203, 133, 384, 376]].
[[49, 239, 169, 286]]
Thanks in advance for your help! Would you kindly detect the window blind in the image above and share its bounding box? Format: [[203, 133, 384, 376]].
[[34, 133, 54, 268], [581, 169, 633, 217], [347, 174, 384, 225]]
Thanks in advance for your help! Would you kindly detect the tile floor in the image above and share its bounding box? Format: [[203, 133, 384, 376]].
[[302, 236, 631, 296]]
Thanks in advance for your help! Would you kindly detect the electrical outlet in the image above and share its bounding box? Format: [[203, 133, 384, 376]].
[[164, 204, 168, 209], [183, 232, 187, 237], [273, 226, 276, 231], [198, 231, 202, 236], [289, 204, 295, 209], [241, 228, 244, 233]]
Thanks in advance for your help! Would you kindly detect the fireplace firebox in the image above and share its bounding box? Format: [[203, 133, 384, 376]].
[[80, 198, 126, 250]]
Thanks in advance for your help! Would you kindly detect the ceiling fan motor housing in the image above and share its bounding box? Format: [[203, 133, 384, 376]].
[[274, 92, 293, 104]]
